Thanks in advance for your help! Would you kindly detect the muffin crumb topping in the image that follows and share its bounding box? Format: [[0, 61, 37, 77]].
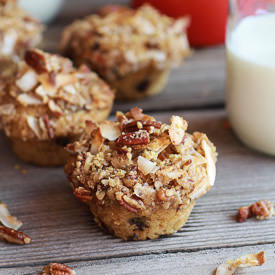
[[66, 108, 217, 213]]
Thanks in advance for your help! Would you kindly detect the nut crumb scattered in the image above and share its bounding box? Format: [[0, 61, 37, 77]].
[[216, 251, 265, 275], [237, 200, 274, 222], [21, 168, 27, 175], [42, 263, 76, 275]]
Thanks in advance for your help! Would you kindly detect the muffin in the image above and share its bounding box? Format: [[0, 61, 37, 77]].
[[0, 49, 114, 166], [65, 107, 217, 240], [60, 5, 190, 100], [0, 0, 43, 78]]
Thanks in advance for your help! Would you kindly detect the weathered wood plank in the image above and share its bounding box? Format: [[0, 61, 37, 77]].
[[1, 244, 274, 275], [0, 109, 274, 268]]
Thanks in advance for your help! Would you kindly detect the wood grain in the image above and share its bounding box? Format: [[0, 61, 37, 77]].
[[0, 110, 274, 271], [1, 244, 274, 275]]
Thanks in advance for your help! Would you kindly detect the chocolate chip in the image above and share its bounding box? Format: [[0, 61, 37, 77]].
[[91, 42, 100, 50], [129, 217, 148, 231], [136, 79, 150, 93], [55, 137, 71, 147]]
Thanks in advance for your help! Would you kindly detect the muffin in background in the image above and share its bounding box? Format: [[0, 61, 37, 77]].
[[0, 0, 43, 78], [0, 49, 114, 166], [60, 5, 190, 101], [65, 107, 217, 240]]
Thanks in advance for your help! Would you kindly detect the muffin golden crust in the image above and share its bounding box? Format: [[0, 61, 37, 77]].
[[61, 5, 190, 100], [65, 107, 217, 240], [0, 0, 43, 77], [0, 49, 114, 166]]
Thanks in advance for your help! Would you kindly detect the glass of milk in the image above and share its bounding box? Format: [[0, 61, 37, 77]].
[[226, 0, 275, 156]]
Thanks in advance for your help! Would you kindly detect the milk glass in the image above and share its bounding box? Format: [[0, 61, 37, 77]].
[[226, 0, 275, 156]]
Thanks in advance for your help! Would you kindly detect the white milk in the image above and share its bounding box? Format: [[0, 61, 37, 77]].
[[226, 13, 275, 155]]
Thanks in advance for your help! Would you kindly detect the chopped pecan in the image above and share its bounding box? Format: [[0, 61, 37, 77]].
[[42, 263, 76, 275], [73, 187, 92, 203], [123, 120, 162, 132], [0, 225, 31, 245], [169, 116, 188, 145], [25, 49, 47, 74], [250, 200, 274, 220], [116, 130, 149, 146], [43, 115, 54, 139], [237, 207, 251, 223], [156, 189, 170, 202], [237, 200, 274, 222], [129, 107, 144, 121], [116, 192, 143, 213]]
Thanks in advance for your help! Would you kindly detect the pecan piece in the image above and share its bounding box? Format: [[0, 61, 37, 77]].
[[74, 187, 92, 203], [237, 200, 274, 222], [123, 120, 162, 132], [116, 192, 143, 213], [42, 263, 76, 275], [237, 207, 251, 223], [250, 200, 274, 220], [25, 49, 47, 74], [43, 115, 54, 139], [156, 189, 170, 202], [0, 225, 31, 245], [116, 130, 149, 146], [129, 107, 144, 121], [118, 197, 139, 213]]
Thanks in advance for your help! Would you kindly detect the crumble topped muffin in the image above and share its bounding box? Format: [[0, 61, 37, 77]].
[[0, 49, 114, 166], [60, 4, 190, 100], [0, 0, 43, 77], [65, 107, 217, 240]]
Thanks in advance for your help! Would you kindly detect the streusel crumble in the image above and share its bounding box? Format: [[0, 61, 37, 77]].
[[61, 5, 190, 100], [0, 49, 114, 166], [0, 0, 43, 78], [65, 107, 217, 240]]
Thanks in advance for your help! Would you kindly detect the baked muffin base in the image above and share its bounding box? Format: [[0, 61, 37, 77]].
[[10, 138, 71, 166], [110, 66, 170, 101], [90, 198, 195, 240], [8, 106, 113, 166]]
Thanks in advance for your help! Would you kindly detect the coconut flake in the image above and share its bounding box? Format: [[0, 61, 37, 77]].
[[56, 74, 78, 88], [0, 202, 22, 230], [99, 121, 121, 141], [48, 100, 63, 116], [1, 30, 17, 56], [17, 93, 42, 106], [169, 116, 188, 145], [26, 116, 41, 138], [202, 140, 216, 186], [63, 84, 77, 95], [16, 70, 38, 92], [216, 251, 265, 275], [137, 156, 158, 175], [189, 178, 208, 200]]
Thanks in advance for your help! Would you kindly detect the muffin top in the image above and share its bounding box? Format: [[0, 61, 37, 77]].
[[61, 5, 190, 81], [0, 49, 114, 141], [66, 108, 217, 214], [0, 0, 43, 61]]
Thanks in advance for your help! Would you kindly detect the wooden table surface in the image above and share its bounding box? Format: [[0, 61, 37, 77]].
[[1, 1, 275, 274]]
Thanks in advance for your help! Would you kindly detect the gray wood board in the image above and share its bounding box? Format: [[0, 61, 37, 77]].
[[1, 244, 274, 275], [1, 109, 275, 271], [43, 2, 226, 113]]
